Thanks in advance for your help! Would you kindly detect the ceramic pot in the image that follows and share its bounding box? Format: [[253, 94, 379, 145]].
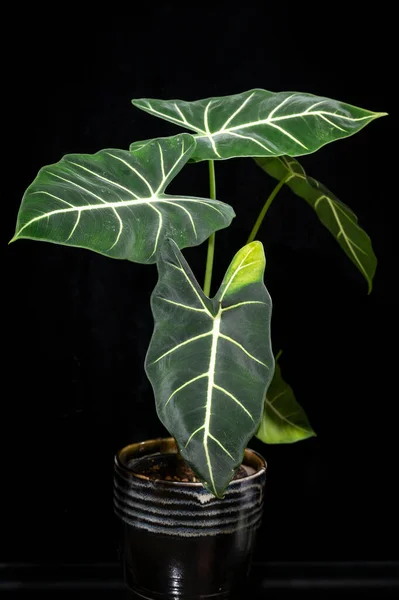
[[113, 437, 266, 599]]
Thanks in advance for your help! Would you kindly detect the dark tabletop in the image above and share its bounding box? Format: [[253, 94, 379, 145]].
[[1, 562, 398, 598]]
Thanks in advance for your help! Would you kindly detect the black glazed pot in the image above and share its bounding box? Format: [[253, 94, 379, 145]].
[[113, 438, 267, 600]]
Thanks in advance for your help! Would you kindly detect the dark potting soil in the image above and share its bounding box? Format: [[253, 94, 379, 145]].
[[131, 452, 248, 483]]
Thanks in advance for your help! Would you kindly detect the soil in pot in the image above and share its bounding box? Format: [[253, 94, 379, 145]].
[[131, 452, 249, 483]]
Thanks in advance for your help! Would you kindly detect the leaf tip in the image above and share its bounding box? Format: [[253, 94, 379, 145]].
[[214, 490, 226, 500], [366, 271, 375, 294]]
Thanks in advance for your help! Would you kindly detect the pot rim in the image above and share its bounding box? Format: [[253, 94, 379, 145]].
[[115, 436, 267, 489]]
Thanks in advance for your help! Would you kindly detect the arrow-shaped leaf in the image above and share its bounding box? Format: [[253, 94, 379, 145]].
[[256, 362, 315, 444], [12, 134, 235, 263], [145, 239, 274, 497], [132, 89, 386, 162], [254, 156, 376, 292]]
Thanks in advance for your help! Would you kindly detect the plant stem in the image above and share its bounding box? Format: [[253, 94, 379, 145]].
[[203, 160, 216, 296], [246, 174, 290, 244]]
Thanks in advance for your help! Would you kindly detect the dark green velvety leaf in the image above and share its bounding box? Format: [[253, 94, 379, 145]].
[[132, 89, 386, 162], [254, 155, 376, 292], [256, 362, 316, 444], [145, 239, 274, 497], [12, 134, 235, 263]]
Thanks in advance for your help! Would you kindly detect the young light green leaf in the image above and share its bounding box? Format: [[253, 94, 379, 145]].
[[254, 156, 376, 292], [145, 239, 274, 498], [256, 362, 315, 444], [11, 134, 235, 264], [132, 89, 386, 162]]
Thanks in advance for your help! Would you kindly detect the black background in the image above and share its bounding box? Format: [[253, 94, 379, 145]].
[[3, 6, 397, 567]]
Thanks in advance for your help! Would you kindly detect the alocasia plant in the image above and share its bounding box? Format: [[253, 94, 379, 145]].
[[11, 88, 386, 497]]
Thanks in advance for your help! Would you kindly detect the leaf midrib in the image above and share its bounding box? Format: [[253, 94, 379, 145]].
[[266, 397, 310, 433], [326, 198, 371, 284], [196, 110, 373, 138], [15, 196, 223, 239], [203, 306, 222, 495], [143, 96, 375, 141]]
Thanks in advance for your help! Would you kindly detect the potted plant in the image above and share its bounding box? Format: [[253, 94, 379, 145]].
[[11, 88, 386, 599]]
